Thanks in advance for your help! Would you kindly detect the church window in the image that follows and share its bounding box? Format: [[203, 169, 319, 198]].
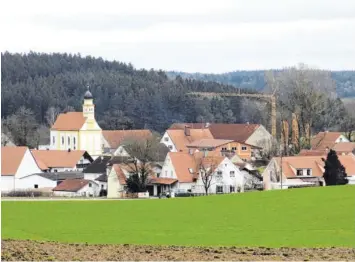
[[68, 137, 70, 145], [52, 136, 55, 145], [73, 137, 76, 144], [61, 137, 64, 145]]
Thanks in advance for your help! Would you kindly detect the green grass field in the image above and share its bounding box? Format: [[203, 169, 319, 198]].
[[2, 186, 355, 247]]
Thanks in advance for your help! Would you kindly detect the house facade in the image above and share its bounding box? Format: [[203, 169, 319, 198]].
[[1, 146, 42, 192], [50, 89, 102, 158], [158, 152, 244, 195]]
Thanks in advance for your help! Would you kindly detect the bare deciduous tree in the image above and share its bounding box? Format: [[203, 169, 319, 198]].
[[197, 157, 219, 195], [45, 107, 60, 127]]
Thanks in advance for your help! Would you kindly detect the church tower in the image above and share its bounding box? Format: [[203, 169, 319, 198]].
[[83, 86, 95, 122]]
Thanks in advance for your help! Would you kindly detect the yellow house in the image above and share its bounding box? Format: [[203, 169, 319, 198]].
[[50, 89, 102, 158]]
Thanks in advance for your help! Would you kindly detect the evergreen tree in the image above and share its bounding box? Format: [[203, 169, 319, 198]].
[[323, 149, 348, 186]]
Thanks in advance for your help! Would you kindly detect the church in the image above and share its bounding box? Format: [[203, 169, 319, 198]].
[[50, 89, 103, 158]]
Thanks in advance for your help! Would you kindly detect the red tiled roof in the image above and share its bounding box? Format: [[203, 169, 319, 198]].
[[31, 150, 89, 168], [1, 146, 28, 176], [311, 132, 344, 150], [187, 139, 234, 148], [333, 142, 355, 154], [169, 123, 260, 143], [51, 112, 86, 131], [53, 179, 89, 192], [299, 149, 327, 156], [166, 129, 213, 152], [151, 177, 178, 185], [102, 130, 153, 149], [273, 154, 355, 178], [168, 151, 225, 183]]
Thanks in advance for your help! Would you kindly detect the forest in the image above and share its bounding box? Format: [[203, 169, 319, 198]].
[[1, 52, 354, 148], [168, 70, 355, 98]]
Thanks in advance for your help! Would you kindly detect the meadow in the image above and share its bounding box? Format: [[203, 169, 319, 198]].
[[2, 186, 355, 248]]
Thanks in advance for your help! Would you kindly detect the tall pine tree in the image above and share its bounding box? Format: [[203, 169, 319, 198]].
[[323, 149, 348, 186]]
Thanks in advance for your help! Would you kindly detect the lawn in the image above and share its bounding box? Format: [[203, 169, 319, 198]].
[[2, 186, 355, 247]]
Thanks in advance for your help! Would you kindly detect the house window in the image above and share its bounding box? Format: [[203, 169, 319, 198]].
[[216, 185, 223, 193], [34, 184, 38, 189], [296, 169, 303, 176], [68, 137, 70, 145], [217, 171, 222, 175], [73, 137, 76, 145], [89, 183, 92, 187], [242, 146, 247, 151], [230, 186, 235, 192], [168, 145, 173, 150], [164, 137, 169, 141], [52, 136, 55, 145], [221, 147, 227, 151], [307, 169, 311, 176], [232, 147, 237, 151], [61, 136, 64, 145], [230, 171, 235, 177]]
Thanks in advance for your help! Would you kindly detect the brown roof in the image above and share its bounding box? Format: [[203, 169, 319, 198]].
[[311, 132, 344, 150], [51, 112, 86, 131], [102, 130, 153, 149], [187, 139, 234, 148], [299, 149, 327, 156], [53, 179, 90, 192], [166, 129, 213, 152], [168, 152, 225, 183], [169, 123, 260, 143], [151, 177, 178, 185], [113, 164, 128, 185], [31, 150, 89, 169], [333, 142, 355, 154], [1, 146, 28, 176], [273, 154, 355, 178]]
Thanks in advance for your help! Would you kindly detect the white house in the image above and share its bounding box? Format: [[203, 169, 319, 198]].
[[1, 146, 42, 192], [52, 179, 100, 197], [18, 172, 84, 191], [158, 151, 244, 195], [262, 154, 355, 190], [31, 149, 93, 172]]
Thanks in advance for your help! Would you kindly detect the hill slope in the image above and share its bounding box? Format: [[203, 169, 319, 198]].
[[168, 70, 355, 98], [1, 52, 261, 134], [2, 186, 355, 247]]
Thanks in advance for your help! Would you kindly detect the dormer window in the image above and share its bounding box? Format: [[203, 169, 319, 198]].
[[296, 169, 303, 176], [307, 169, 311, 176]]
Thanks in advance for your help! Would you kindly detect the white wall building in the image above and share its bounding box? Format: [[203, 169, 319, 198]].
[[1, 146, 42, 192], [53, 179, 100, 197]]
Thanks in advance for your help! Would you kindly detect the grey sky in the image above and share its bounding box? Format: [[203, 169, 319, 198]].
[[1, 0, 355, 73]]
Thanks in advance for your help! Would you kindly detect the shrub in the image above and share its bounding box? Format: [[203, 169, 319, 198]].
[[5, 190, 43, 197]]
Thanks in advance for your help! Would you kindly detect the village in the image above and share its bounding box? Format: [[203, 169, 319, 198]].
[[2, 88, 355, 198]]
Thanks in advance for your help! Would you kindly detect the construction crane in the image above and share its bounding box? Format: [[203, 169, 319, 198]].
[[187, 90, 277, 138]]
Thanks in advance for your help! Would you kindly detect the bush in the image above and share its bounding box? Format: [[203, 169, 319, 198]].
[[5, 190, 43, 197], [175, 192, 194, 197]]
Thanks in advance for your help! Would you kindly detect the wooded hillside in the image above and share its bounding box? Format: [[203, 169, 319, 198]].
[[1, 52, 263, 134]]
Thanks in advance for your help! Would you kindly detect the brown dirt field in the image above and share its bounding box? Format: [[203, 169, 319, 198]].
[[2, 239, 355, 261]]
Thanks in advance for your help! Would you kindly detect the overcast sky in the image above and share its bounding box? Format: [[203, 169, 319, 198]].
[[1, 0, 354, 73]]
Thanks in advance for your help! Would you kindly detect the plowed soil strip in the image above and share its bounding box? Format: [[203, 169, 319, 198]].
[[2, 240, 355, 261]]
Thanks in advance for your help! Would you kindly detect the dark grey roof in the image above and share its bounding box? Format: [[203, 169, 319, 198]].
[[30, 172, 84, 181], [83, 155, 111, 174], [95, 173, 107, 182], [84, 90, 93, 99]]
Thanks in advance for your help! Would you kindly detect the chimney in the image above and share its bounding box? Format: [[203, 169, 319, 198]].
[[184, 126, 191, 136]]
